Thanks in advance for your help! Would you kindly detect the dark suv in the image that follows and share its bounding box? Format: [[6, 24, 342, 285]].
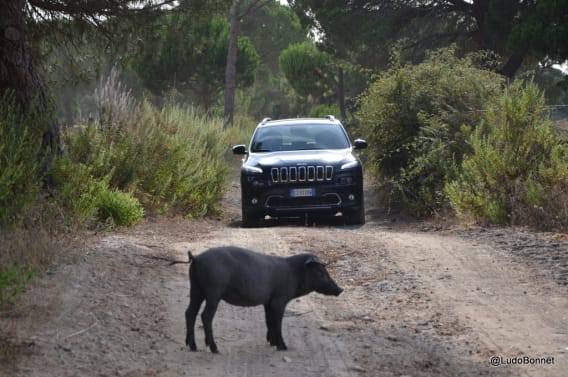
[[233, 116, 367, 226]]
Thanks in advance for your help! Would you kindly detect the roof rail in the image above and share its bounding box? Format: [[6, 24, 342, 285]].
[[325, 115, 336, 121], [261, 117, 272, 124]]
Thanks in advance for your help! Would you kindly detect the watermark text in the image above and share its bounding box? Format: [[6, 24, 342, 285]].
[[490, 355, 555, 367]]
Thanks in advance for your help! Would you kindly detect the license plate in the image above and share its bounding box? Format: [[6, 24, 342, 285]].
[[290, 188, 315, 197]]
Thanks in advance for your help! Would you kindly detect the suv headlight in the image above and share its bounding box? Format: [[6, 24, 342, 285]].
[[244, 166, 263, 174], [340, 161, 359, 170]]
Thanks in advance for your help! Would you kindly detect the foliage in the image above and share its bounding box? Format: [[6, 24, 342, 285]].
[[58, 108, 228, 220], [239, 0, 310, 119], [358, 47, 503, 216], [446, 82, 568, 229], [94, 68, 140, 130], [309, 104, 340, 118], [133, 13, 259, 110], [509, 0, 568, 64], [55, 71, 229, 221], [0, 265, 33, 308], [94, 188, 144, 227], [50, 156, 106, 225], [224, 114, 259, 146], [289, 0, 568, 78], [0, 95, 43, 225], [289, 0, 398, 70], [241, 1, 308, 75], [279, 42, 334, 100]]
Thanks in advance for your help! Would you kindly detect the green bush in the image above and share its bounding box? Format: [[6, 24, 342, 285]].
[[94, 188, 144, 227], [0, 95, 42, 225], [54, 75, 227, 223], [50, 156, 107, 225], [358, 47, 503, 216], [446, 82, 568, 229]]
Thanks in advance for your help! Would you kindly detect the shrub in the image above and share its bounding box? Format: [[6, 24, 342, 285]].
[[0, 94, 56, 309], [0, 95, 42, 225], [50, 156, 98, 225], [94, 188, 144, 227], [129, 104, 228, 216], [58, 70, 228, 220], [358, 47, 503, 216], [446, 82, 568, 229]]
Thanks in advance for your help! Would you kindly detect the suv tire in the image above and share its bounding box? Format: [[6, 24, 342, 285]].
[[345, 203, 365, 225], [242, 208, 262, 228]]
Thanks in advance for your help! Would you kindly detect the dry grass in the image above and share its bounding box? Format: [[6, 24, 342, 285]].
[[0, 224, 63, 366], [0, 227, 56, 272], [0, 224, 57, 312]]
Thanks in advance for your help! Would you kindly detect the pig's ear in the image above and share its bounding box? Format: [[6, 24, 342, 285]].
[[305, 255, 326, 266]]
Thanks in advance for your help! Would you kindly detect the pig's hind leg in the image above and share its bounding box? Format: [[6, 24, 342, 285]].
[[201, 298, 221, 353], [185, 287, 205, 351]]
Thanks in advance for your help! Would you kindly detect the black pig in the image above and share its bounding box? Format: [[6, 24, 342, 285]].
[[184, 246, 342, 353]]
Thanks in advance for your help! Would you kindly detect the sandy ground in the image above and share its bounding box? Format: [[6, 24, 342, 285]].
[[1, 172, 567, 377]]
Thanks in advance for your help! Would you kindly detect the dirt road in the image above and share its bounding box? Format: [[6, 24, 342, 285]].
[[2, 176, 567, 377]]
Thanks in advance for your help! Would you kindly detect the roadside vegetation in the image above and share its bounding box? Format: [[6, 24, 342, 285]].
[[446, 82, 568, 229], [359, 47, 568, 228], [0, 71, 234, 309], [359, 47, 504, 217]]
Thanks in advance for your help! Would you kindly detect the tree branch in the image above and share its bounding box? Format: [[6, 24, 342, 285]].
[[445, 0, 474, 14], [238, 0, 271, 20], [27, 0, 176, 17]]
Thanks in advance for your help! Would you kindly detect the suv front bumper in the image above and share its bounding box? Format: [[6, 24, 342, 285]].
[[241, 177, 363, 219]]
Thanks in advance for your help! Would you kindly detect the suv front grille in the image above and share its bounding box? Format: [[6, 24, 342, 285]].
[[271, 165, 333, 183]]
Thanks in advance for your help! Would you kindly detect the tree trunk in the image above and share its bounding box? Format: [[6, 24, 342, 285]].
[[0, 0, 60, 180], [62, 87, 75, 128], [224, 0, 242, 129], [498, 48, 528, 79], [337, 66, 346, 121]]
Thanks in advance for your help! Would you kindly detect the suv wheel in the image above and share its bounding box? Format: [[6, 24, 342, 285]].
[[242, 209, 262, 228], [345, 203, 365, 225]]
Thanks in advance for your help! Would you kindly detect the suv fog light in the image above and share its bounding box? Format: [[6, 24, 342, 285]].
[[251, 198, 258, 205], [348, 194, 355, 201]]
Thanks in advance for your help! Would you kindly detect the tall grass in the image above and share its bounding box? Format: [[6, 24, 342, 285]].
[[224, 114, 258, 146], [53, 70, 229, 223], [0, 94, 43, 226], [0, 228, 55, 309], [0, 94, 53, 309]]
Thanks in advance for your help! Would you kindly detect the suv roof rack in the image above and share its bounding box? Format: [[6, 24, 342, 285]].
[[260, 117, 272, 125], [325, 115, 336, 121]]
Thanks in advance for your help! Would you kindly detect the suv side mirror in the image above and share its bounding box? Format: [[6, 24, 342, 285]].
[[353, 139, 368, 150], [232, 144, 247, 155]]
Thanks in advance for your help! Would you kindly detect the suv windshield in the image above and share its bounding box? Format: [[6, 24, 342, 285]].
[[251, 124, 350, 152]]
